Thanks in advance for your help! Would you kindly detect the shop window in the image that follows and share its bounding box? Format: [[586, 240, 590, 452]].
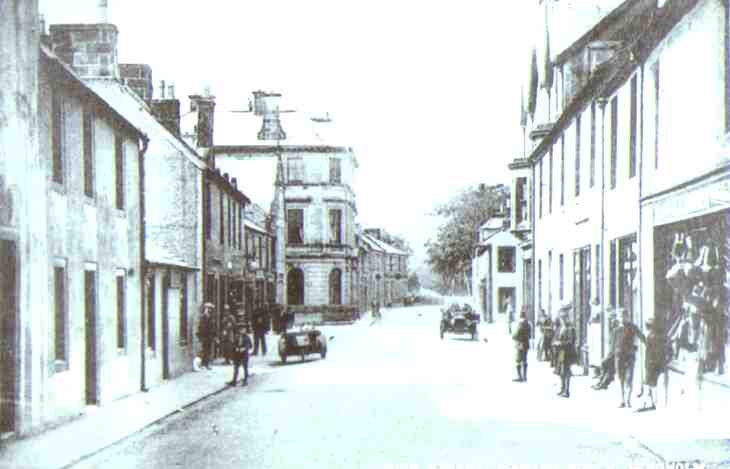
[[498, 246, 516, 273], [590, 102, 596, 188], [329, 268, 342, 305], [575, 115, 581, 197], [287, 209, 304, 245], [629, 75, 638, 179], [180, 273, 189, 346], [287, 268, 305, 305]]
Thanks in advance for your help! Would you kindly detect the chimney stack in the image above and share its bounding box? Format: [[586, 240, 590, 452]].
[[119, 63, 153, 102], [253, 91, 286, 141], [98, 0, 109, 23], [189, 92, 216, 148], [50, 23, 120, 78]]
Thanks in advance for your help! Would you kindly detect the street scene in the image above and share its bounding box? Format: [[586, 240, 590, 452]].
[[3, 0, 730, 468]]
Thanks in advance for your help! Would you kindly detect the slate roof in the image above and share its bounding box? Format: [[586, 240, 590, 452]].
[[529, 0, 702, 164]]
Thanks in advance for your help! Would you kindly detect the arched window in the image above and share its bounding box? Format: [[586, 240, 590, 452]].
[[287, 268, 304, 305], [329, 268, 342, 305]]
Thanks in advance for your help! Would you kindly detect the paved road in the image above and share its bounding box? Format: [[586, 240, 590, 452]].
[[73, 303, 661, 469]]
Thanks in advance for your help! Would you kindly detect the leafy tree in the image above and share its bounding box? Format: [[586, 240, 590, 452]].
[[426, 184, 510, 295]]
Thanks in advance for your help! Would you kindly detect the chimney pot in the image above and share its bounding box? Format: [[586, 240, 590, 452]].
[[160, 80, 166, 99], [168, 83, 175, 99]]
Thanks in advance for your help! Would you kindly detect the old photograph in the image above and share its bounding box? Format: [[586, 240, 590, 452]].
[[1, 0, 729, 468]]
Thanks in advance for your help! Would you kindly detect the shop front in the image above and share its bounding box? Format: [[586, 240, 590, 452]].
[[643, 171, 730, 386]]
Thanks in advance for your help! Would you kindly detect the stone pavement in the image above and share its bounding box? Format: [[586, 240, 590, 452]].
[[1, 320, 369, 469], [478, 320, 730, 466]]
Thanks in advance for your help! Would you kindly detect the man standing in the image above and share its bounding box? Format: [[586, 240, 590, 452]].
[[228, 322, 253, 387], [536, 309, 553, 362], [613, 308, 646, 408], [252, 302, 268, 356], [196, 303, 216, 370], [555, 304, 577, 398], [512, 310, 532, 382], [505, 297, 514, 334], [221, 305, 235, 365], [592, 312, 618, 390]]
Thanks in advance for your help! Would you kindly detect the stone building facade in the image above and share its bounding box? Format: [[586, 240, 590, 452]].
[[1, 1, 146, 435], [521, 0, 730, 398]]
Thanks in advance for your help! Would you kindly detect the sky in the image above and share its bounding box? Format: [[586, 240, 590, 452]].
[[39, 0, 534, 267]]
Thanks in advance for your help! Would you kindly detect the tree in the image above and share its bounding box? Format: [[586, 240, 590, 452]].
[[425, 184, 510, 295], [407, 272, 421, 293]]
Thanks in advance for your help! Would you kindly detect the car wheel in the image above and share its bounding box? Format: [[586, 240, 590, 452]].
[[278, 337, 287, 363], [440, 328, 444, 340], [320, 345, 327, 359]]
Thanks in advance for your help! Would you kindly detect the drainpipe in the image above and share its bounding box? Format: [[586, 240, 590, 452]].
[[138, 134, 149, 392], [598, 97, 608, 360]]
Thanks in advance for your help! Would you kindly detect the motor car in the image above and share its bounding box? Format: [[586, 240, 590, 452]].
[[440, 303, 479, 340], [278, 327, 327, 363]]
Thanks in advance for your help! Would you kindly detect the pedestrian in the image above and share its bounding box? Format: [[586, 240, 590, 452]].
[[638, 317, 669, 411], [536, 309, 553, 362], [228, 322, 253, 386], [555, 304, 577, 398], [613, 308, 646, 408], [252, 302, 268, 356], [505, 297, 514, 334], [592, 312, 618, 390], [512, 309, 532, 382], [551, 313, 563, 370], [221, 305, 235, 365], [196, 302, 216, 370]]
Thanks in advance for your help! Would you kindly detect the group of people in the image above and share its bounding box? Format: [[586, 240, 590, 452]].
[[196, 302, 277, 387], [518, 303, 673, 410]]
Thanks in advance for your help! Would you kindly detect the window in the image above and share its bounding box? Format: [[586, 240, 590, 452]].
[[227, 197, 232, 246], [618, 235, 637, 313], [52, 91, 64, 184], [590, 102, 596, 188], [559, 253, 564, 301], [115, 134, 125, 209], [537, 259, 543, 310], [560, 135, 565, 206], [329, 209, 342, 244], [238, 206, 244, 249], [653, 61, 660, 169], [329, 268, 342, 305], [116, 271, 126, 350], [549, 148, 553, 213], [539, 159, 543, 219], [575, 115, 581, 197], [180, 273, 188, 346], [515, 177, 528, 224], [257, 236, 263, 262], [287, 156, 304, 183], [147, 275, 156, 351], [609, 239, 617, 308], [629, 75, 638, 179], [53, 265, 68, 366], [287, 268, 305, 305], [204, 183, 212, 240], [219, 191, 224, 245], [610, 96, 618, 189], [595, 244, 601, 302], [497, 246, 516, 273], [83, 107, 94, 197], [287, 209, 304, 245], [329, 158, 342, 184]]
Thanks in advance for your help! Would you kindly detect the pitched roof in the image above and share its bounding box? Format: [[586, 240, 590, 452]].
[[530, 0, 701, 164]]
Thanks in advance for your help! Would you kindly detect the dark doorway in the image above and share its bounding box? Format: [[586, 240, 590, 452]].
[[0, 240, 18, 433], [329, 268, 342, 305], [287, 268, 304, 305], [161, 273, 170, 380], [85, 270, 98, 405], [573, 247, 592, 359]]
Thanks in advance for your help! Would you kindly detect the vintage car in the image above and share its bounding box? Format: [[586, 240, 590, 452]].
[[440, 304, 479, 340], [278, 328, 327, 363]]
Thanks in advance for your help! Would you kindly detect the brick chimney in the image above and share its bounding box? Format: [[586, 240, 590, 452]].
[[49, 22, 120, 78], [119, 64, 153, 103], [253, 91, 286, 141], [189, 91, 216, 148], [151, 81, 181, 136]]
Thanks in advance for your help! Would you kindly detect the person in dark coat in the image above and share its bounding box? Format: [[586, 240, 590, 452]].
[[220, 306, 235, 365], [639, 317, 669, 411], [555, 304, 577, 398], [613, 308, 646, 408], [536, 309, 553, 362], [512, 310, 532, 382], [592, 312, 618, 390], [252, 303, 268, 356], [196, 303, 216, 370], [228, 323, 253, 386]]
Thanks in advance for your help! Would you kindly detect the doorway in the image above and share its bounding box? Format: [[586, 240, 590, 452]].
[[0, 240, 18, 433], [85, 269, 98, 405], [573, 247, 592, 357]]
